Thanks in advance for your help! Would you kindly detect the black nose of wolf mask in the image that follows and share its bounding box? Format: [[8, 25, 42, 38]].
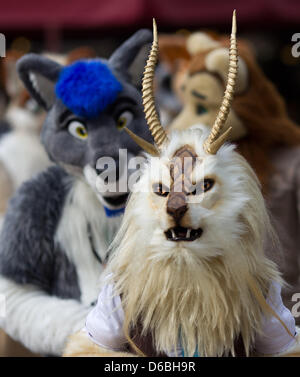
[[17, 29, 154, 209]]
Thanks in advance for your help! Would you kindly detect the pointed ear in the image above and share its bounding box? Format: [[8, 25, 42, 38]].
[[205, 47, 248, 94], [17, 53, 63, 109], [109, 29, 152, 85], [127, 43, 152, 88]]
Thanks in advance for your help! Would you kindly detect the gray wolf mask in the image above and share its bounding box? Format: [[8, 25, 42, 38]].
[[17, 29, 153, 211]]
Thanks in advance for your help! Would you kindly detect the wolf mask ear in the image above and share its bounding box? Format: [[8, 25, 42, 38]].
[[109, 29, 152, 86], [17, 53, 63, 109]]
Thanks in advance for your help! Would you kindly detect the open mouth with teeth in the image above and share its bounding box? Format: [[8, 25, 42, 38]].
[[165, 226, 203, 242], [102, 193, 129, 207]]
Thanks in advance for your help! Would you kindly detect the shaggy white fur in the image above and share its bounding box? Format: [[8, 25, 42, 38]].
[[106, 126, 282, 357], [55, 178, 122, 305], [0, 178, 122, 355], [0, 276, 90, 355]]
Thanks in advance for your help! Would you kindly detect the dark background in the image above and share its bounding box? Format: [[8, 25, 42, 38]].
[[1, 0, 300, 122]]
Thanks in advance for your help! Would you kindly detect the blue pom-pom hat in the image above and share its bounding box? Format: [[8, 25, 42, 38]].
[[55, 60, 122, 119]]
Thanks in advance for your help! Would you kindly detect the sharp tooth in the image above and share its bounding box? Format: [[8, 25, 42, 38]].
[[171, 229, 176, 239], [186, 228, 191, 238]]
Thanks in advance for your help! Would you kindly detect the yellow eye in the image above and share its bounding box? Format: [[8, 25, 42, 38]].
[[116, 110, 133, 130], [117, 117, 127, 129], [68, 121, 88, 140]]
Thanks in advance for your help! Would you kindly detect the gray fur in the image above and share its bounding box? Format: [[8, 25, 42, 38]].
[[17, 55, 61, 109], [0, 120, 11, 138], [109, 29, 152, 80], [0, 166, 81, 299], [0, 30, 153, 354], [17, 30, 153, 193], [40, 80, 151, 171]]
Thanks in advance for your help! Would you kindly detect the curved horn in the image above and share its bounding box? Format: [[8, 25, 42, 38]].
[[204, 10, 238, 154], [123, 127, 159, 156], [142, 19, 169, 149]]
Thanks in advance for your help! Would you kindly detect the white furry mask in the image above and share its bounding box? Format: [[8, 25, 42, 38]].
[[126, 126, 268, 259], [108, 126, 280, 357], [106, 16, 280, 357]]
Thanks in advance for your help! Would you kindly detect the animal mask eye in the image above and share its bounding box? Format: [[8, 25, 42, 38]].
[[68, 120, 88, 140], [152, 182, 169, 197], [196, 104, 207, 115], [190, 178, 214, 195], [117, 110, 134, 130]]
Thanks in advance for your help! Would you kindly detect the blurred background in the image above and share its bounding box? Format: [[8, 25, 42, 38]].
[[0, 0, 300, 357], [1, 0, 300, 122]]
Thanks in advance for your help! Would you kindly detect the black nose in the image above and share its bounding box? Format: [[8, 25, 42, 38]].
[[95, 160, 120, 182], [95, 167, 120, 182], [167, 192, 188, 223]]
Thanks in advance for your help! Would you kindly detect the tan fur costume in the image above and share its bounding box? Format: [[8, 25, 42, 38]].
[[161, 33, 300, 189]]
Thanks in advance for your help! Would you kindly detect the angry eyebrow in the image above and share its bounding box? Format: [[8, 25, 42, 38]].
[[115, 97, 137, 107], [191, 90, 206, 100], [59, 109, 73, 124]]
